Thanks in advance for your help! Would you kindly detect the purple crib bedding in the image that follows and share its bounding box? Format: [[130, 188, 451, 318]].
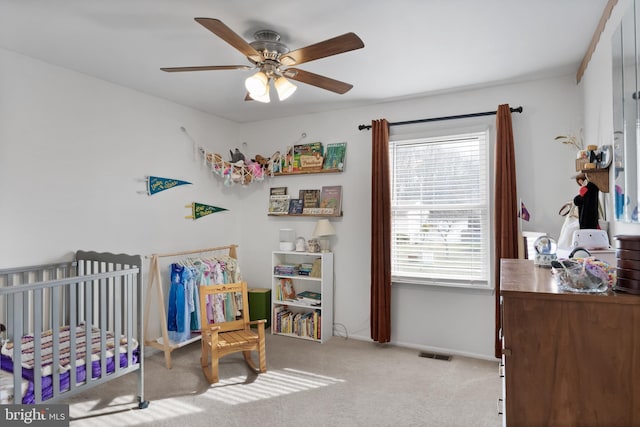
[[0, 325, 139, 404]]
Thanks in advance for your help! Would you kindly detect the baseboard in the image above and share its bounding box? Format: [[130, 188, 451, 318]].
[[344, 333, 498, 362]]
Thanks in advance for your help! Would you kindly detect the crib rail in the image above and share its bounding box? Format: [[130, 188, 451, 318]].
[[0, 261, 76, 333], [0, 251, 146, 407]]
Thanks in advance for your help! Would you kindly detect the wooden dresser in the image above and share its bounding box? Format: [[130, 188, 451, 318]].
[[500, 259, 640, 427]]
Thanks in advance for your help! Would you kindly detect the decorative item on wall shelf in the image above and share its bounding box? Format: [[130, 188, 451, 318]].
[[185, 202, 228, 220], [138, 175, 192, 195]]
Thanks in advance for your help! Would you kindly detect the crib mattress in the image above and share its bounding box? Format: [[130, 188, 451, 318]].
[[0, 325, 139, 404]]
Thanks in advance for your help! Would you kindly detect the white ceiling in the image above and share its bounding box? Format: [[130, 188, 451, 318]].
[[0, 0, 610, 123]]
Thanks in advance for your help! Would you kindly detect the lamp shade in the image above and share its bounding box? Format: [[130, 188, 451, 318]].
[[245, 71, 268, 96], [274, 76, 297, 101], [249, 84, 270, 103], [313, 219, 335, 237]]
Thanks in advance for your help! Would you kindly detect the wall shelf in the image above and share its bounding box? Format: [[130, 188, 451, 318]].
[[268, 213, 343, 218], [582, 168, 609, 193], [273, 168, 342, 176]]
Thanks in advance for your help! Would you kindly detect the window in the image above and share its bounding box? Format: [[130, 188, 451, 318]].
[[389, 129, 490, 288]]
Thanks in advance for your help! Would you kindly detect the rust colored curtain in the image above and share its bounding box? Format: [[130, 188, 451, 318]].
[[494, 104, 519, 358], [371, 119, 391, 343]]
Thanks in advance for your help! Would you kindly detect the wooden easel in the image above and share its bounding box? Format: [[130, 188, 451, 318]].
[[143, 244, 238, 369]]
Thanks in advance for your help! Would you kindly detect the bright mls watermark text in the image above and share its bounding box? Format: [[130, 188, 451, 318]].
[[2, 405, 68, 426]]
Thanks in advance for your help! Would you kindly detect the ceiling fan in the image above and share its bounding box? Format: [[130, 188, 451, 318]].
[[161, 18, 364, 103]]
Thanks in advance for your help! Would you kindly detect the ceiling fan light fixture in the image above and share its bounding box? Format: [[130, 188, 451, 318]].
[[250, 83, 271, 103], [245, 71, 268, 96], [274, 76, 297, 101]]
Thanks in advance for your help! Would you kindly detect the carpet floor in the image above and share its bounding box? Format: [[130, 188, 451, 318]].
[[66, 332, 502, 427]]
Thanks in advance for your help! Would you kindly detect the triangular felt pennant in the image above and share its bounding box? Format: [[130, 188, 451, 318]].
[[185, 202, 228, 220], [147, 176, 192, 195], [520, 201, 530, 221]]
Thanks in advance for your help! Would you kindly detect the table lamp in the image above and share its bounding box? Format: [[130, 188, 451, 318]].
[[312, 219, 336, 252]]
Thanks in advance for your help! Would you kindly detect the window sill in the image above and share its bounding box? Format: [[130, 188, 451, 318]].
[[391, 277, 494, 294]]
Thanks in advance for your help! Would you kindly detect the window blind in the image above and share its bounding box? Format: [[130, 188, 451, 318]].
[[389, 130, 490, 286]]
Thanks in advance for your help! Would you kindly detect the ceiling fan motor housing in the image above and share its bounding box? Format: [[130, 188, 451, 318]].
[[250, 30, 289, 61]]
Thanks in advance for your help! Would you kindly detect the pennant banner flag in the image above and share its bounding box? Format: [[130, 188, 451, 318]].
[[519, 201, 530, 221], [146, 176, 192, 195], [186, 202, 228, 220]]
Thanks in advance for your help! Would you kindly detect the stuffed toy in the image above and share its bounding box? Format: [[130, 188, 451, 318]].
[[229, 148, 246, 163], [573, 174, 599, 229], [252, 154, 270, 170]]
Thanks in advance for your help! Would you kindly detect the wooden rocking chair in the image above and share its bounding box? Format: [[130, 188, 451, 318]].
[[198, 281, 267, 384]]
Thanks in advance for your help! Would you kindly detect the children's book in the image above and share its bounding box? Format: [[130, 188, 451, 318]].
[[323, 142, 347, 171], [299, 189, 320, 209], [288, 198, 304, 214], [320, 185, 342, 216], [280, 278, 296, 300], [269, 195, 290, 214]]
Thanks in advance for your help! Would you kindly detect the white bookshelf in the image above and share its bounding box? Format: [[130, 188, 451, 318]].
[[271, 251, 333, 343]]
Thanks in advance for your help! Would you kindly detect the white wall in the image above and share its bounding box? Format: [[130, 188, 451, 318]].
[[0, 47, 243, 338], [580, 0, 640, 237], [238, 74, 583, 359], [1, 45, 583, 360]]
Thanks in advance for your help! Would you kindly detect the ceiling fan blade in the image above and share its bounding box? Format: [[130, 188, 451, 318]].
[[195, 18, 263, 62], [244, 93, 254, 101], [279, 33, 364, 66], [283, 68, 353, 94], [161, 65, 252, 72]]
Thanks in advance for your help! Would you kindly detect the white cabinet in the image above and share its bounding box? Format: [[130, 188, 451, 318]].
[[271, 251, 333, 343]]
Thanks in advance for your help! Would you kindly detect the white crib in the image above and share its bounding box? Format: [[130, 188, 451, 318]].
[[0, 250, 148, 408]]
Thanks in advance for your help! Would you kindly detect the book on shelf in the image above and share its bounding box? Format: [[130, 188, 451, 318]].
[[296, 290, 321, 306], [299, 189, 320, 209], [288, 198, 304, 214], [323, 142, 347, 171], [270, 186, 287, 196], [268, 194, 290, 214], [297, 262, 313, 276], [273, 307, 321, 338], [310, 258, 322, 278], [274, 263, 299, 275], [278, 278, 296, 300], [319, 185, 342, 216], [293, 142, 323, 172]]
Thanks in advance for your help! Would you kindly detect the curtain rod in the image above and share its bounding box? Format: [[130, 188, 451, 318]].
[[357, 106, 523, 131]]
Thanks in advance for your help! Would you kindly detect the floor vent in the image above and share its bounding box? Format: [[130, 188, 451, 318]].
[[419, 351, 452, 361]]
